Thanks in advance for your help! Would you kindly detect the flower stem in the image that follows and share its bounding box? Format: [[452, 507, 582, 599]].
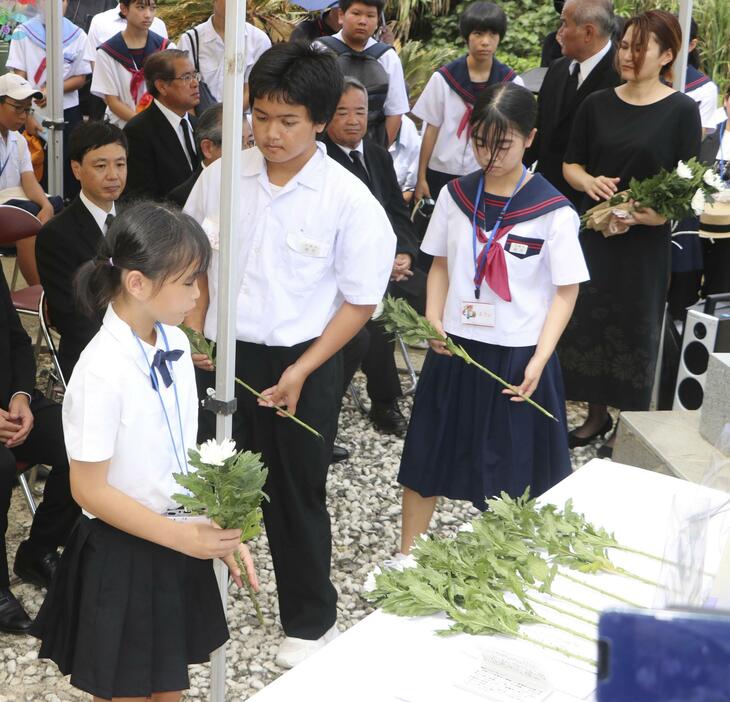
[[235, 551, 265, 626], [535, 615, 597, 644], [525, 594, 597, 626], [517, 632, 596, 667], [559, 572, 644, 608], [234, 377, 323, 440]]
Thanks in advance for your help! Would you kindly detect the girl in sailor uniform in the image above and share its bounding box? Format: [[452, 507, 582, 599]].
[[412, 2, 522, 203], [398, 83, 589, 555], [32, 202, 257, 702]]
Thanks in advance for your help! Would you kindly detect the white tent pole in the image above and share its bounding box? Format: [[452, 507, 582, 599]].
[[44, 0, 64, 197], [209, 0, 246, 699], [675, 0, 693, 94]]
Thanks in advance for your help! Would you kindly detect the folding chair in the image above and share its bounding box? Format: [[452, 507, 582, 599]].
[[38, 289, 67, 397], [15, 461, 38, 516]]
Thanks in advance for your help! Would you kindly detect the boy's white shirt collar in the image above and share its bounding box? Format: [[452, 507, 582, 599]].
[[242, 141, 327, 193], [0, 129, 19, 146]]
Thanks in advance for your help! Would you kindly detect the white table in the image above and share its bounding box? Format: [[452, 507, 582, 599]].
[[248, 459, 730, 702]]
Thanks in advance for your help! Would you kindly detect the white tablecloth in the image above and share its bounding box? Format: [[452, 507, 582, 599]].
[[248, 459, 730, 702]]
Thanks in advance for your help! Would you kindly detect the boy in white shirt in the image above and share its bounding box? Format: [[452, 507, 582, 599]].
[[184, 42, 395, 669], [178, 0, 271, 105]]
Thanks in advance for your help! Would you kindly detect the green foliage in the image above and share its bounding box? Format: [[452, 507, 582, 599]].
[[398, 40, 461, 103]]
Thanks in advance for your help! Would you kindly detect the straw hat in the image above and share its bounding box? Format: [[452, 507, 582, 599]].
[[699, 199, 730, 239]]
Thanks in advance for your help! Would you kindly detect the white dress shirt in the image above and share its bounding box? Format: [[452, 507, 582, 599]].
[[184, 142, 396, 346], [686, 80, 720, 130], [63, 304, 199, 517], [84, 4, 168, 62], [388, 114, 420, 190], [154, 98, 196, 168], [568, 40, 611, 88], [0, 130, 33, 194], [177, 18, 271, 102], [314, 30, 409, 117], [79, 190, 116, 233], [422, 179, 589, 347]]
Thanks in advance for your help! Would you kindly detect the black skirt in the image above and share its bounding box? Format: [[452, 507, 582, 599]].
[[398, 337, 571, 510], [32, 516, 229, 699]]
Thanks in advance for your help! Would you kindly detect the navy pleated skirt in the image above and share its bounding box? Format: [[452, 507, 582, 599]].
[[398, 336, 571, 510], [32, 516, 229, 699]]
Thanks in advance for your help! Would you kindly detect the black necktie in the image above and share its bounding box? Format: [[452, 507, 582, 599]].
[[104, 213, 114, 232], [180, 118, 197, 169], [564, 63, 579, 105], [151, 348, 184, 389], [349, 149, 370, 185]]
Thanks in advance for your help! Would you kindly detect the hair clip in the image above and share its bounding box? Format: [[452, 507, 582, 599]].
[[108, 257, 115, 267]]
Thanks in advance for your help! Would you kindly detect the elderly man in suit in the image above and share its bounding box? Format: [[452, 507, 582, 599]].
[[123, 49, 201, 201], [525, 0, 620, 205], [0, 272, 79, 633], [36, 121, 127, 381], [322, 77, 422, 437]]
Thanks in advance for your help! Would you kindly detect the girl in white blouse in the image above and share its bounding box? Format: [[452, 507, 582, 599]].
[[32, 201, 257, 702], [399, 83, 588, 555]]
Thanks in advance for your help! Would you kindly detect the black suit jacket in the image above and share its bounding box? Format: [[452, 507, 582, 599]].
[[0, 272, 35, 409], [123, 101, 200, 201], [36, 197, 104, 379], [525, 47, 621, 204], [168, 165, 203, 208], [322, 134, 418, 260]]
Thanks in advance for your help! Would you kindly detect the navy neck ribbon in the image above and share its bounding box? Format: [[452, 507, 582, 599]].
[[472, 165, 527, 300], [132, 323, 188, 476]]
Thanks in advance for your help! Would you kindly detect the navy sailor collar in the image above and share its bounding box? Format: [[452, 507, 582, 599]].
[[438, 54, 516, 105]]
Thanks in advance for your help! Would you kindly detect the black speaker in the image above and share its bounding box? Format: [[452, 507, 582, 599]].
[[673, 294, 730, 410]]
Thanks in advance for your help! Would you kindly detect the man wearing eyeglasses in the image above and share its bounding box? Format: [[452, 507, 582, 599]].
[[0, 73, 63, 287], [122, 49, 201, 201]]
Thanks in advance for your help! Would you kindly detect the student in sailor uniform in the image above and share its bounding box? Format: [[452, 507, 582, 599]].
[[412, 2, 523, 204], [184, 42, 395, 669], [91, 0, 172, 127], [398, 83, 588, 555], [7, 1, 90, 198], [32, 202, 257, 702]]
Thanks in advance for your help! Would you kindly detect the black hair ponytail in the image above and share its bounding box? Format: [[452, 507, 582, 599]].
[[73, 200, 211, 318]]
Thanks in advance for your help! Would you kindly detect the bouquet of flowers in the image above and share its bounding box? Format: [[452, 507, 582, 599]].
[[582, 158, 725, 237], [378, 296, 558, 422], [172, 439, 269, 624], [179, 324, 323, 440]]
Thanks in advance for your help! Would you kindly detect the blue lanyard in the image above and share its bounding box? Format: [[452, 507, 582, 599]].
[[132, 324, 188, 476], [472, 165, 527, 300], [0, 151, 11, 180], [719, 120, 728, 182]]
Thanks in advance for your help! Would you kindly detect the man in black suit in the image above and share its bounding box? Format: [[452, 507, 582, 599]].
[[323, 77, 422, 436], [525, 0, 620, 205], [0, 272, 79, 633], [36, 121, 128, 382], [123, 49, 201, 201]]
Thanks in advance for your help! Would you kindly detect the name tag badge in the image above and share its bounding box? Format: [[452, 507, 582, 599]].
[[461, 300, 496, 327], [164, 507, 208, 523], [509, 242, 528, 255]]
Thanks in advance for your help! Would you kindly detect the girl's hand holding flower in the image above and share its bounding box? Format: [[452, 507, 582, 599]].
[[427, 318, 452, 356]]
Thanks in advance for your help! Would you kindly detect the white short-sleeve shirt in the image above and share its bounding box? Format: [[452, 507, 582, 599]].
[[62, 304, 199, 517], [7, 22, 90, 112], [177, 18, 271, 102], [0, 130, 33, 192], [84, 4, 167, 61], [422, 176, 589, 347], [388, 113, 420, 191], [91, 36, 175, 127], [315, 30, 409, 117], [184, 142, 396, 347], [412, 68, 524, 177], [686, 79, 720, 131]]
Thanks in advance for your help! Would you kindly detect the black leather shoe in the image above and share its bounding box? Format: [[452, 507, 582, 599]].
[[596, 443, 614, 459], [331, 444, 350, 463], [13, 541, 60, 589], [369, 401, 408, 436], [568, 415, 613, 449], [0, 588, 32, 634]]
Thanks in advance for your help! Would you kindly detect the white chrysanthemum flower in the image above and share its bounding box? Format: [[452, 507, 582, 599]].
[[198, 438, 237, 466], [703, 169, 724, 191], [676, 161, 693, 179], [458, 522, 475, 533], [691, 189, 706, 216], [363, 566, 381, 593]]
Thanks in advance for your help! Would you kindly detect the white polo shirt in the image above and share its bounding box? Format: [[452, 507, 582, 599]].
[[422, 178, 589, 347], [62, 304, 199, 517], [177, 18, 271, 102], [315, 30, 409, 117], [184, 142, 396, 347], [84, 4, 168, 62], [91, 36, 176, 127], [7, 22, 91, 112], [686, 80, 720, 131], [0, 130, 33, 193], [388, 113, 420, 190], [412, 67, 524, 177]]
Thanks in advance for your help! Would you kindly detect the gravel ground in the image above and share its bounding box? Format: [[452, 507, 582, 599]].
[[0, 318, 608, 700]]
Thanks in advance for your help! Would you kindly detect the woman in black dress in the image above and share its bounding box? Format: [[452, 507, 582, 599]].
[[560, 10, 701, 455]]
